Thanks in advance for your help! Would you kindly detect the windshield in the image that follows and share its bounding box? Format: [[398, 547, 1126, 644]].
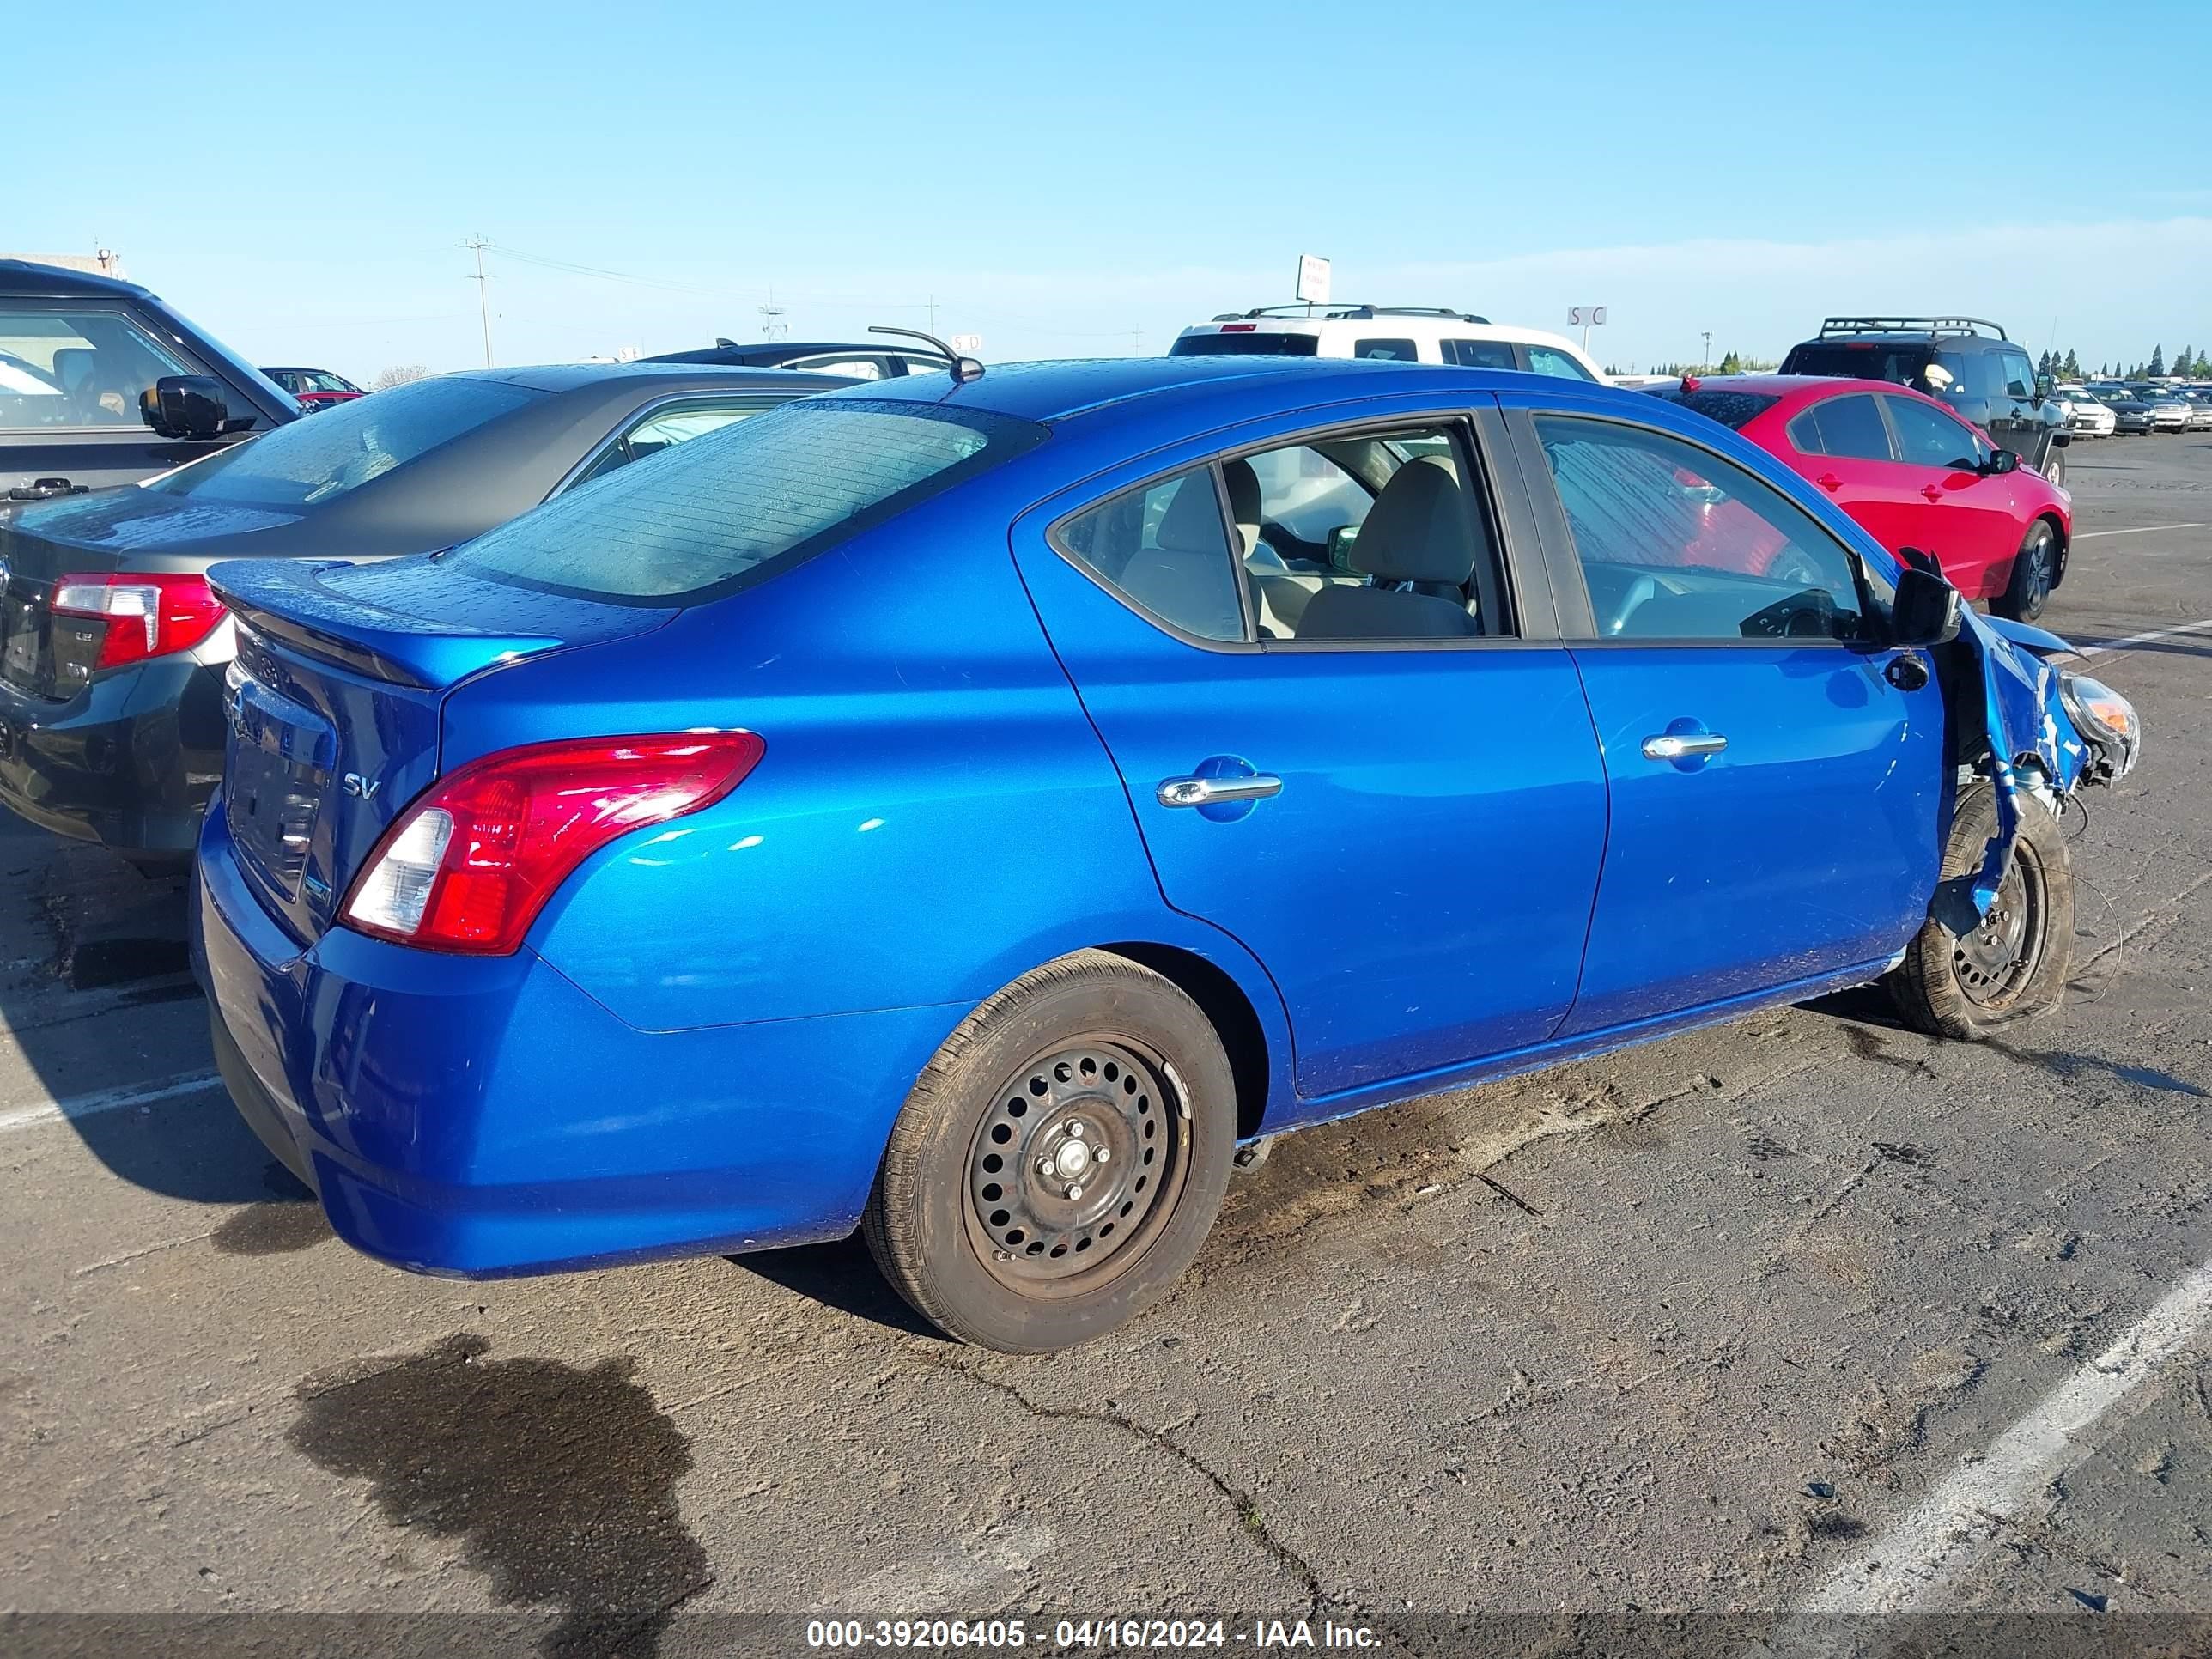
[[1650, 387, 1779, 430], [446, 398, 1045, 604], [144, 375, 538, 507], [1170, 333, 1322, 357]]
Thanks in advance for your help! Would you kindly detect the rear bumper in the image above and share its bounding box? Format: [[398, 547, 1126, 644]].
[[0, 659, 222, 862], [192, 797, 960, 1279]]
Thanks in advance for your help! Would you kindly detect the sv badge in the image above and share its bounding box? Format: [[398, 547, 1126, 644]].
[[341, 772, 380, 800]]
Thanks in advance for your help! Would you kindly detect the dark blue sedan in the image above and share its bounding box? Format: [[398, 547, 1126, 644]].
[[190, 357, 2141, 1352]]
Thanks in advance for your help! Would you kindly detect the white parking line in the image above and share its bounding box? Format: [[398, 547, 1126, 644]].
[[2079, 617, 2212, 657], [2072, 522, 2206, 539], [1785, 1257, 2212, 1625], [0, 1072, 221, 1136]]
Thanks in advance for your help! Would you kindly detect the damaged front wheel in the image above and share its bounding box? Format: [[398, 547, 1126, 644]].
[[1888, 782, 2074, 1039]]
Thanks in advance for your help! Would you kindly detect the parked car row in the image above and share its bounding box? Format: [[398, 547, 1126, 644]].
[[0, 260, 2151, 1353]]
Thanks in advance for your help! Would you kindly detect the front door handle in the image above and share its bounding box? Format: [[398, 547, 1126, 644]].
[[1921, 484, 1945, 502], [1641, 732, 1728, 761], [1815, 472, 1843, 493], [1158, 773, 1283, 808]]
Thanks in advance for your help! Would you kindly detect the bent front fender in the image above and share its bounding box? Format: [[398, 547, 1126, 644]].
[[1941, 611, 2088, 921]]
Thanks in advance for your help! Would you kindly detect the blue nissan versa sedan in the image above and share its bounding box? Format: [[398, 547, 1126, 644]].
[[190, 356, 2142, 1352]]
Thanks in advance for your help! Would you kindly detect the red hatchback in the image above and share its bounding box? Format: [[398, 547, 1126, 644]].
[[1650, 374, 2070, 621]]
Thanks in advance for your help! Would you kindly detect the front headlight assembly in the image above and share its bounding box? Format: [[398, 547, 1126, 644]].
[[2059, 672, 2142, 784]]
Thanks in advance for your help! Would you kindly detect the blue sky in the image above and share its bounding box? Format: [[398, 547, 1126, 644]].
[[16, 0, 2210, 378]]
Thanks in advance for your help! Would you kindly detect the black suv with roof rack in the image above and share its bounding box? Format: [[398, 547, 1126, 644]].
[[1779, 317, 2069, 488], [1, 260, 298, 501]]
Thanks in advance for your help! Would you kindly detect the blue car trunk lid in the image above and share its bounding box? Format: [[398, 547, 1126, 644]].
[[208, 556, 674, 945]]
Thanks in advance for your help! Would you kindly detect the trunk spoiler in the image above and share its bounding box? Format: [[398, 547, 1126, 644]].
[[208, 557, 670, 690]]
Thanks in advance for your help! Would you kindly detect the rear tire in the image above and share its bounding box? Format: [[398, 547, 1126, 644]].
[[862, 950, 1236, 1352], [1888, 782, 2073, 1040], [1991, 520, 2057, 623]]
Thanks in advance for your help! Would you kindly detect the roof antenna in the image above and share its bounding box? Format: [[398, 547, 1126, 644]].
[[871, 325, 983, 384]]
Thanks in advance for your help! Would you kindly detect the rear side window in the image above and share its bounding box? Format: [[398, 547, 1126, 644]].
[[1057, 467, 1246, 642], [1169, 332, 1321, 356], [147, 375, 539, 507], [1524, 344, 1597, 382], [1788, 394, 1892, 460], [447, 399, 1042, 603], [1352, 338, 1419, 361], [1445, 339, 1516, 369]]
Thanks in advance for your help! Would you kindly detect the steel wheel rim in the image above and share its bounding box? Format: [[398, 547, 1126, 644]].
[[963, 1036, 1189, 1296], [1953, 838, 2047, 1007]]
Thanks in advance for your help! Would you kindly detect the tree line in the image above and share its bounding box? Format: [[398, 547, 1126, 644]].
[[2039, 346, 2212, 382]]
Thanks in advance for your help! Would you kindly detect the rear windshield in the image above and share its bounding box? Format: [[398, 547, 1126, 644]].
[[445, 398, 1043, 603], [146, 375, 539, 507], [1782, 343, 1960, 385], [1649, 387, 1779, 430], [1170, 333, 1322, 356]]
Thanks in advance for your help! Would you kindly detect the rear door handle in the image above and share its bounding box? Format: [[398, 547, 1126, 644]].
[[1921, 484, 1945, 502], [1157, 774, 1283, 808], [1641, 732, 1728, 760]]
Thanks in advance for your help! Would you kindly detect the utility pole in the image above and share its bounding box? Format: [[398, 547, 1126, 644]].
[[1700, 331, 1712, 372], [758, 286, 787, 338], [927, 294, 937, 334], [465, 234, 494, 368]]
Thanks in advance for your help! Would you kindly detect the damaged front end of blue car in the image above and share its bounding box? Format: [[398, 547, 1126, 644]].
[[1951, 611, 2142, 922]]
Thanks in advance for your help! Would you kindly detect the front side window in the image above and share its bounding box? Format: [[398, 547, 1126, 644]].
[[450, 398, 1041, 603], [1534, 415, 1869, 643], [1352, 337, 1419, 361], [1525, 344, 1598, 382], [1789, 394, 1893, 461], [1998, 351, 2036, 399], [1882, 396, 1984, 470], [0, 307, 191, 429], [143, 374, 539, 507]]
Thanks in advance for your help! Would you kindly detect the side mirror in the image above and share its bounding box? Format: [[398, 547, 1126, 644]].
[[1982, 448, 2021, 477], [2034, 373, 2054, 400], [1326, 524, 1363, 574], [139, 375, 230, 441], [1892, 566, 1963, 648]]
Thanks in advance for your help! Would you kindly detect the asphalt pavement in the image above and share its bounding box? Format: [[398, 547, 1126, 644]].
[[4, 431, 2211, 1658]]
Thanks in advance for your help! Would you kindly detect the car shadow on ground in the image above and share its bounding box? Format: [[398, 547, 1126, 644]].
[[0, 817, 288, 1207], [726, 1233, 941, 1339]]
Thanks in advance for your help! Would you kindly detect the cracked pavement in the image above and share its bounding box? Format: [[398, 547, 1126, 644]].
[[3, 434, 2210, 1653]]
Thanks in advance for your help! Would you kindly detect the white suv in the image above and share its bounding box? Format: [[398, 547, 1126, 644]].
[[1169, 305, 1608, 382]]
